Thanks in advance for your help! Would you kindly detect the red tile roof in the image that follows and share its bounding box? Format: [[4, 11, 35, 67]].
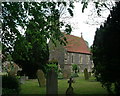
[[64, 34, 91, 54]]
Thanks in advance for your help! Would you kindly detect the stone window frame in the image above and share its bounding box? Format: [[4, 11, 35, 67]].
[[86, 55, 90, 64], [64, 52, 68, 60], [67, 52, 69, 60], [79, 54, 83, 64], [71, 53, 74, 64]]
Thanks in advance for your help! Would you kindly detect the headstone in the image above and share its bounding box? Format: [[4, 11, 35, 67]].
[[46, 68, 58, 94], [36, 69, 46, 87], [20, 75, 26, 84], [84, 68, 89, 80], [63, 68, 71, 79], [3, 61, 22, 76], [66, 77, 74, 95], [25, 76, 28, 80]]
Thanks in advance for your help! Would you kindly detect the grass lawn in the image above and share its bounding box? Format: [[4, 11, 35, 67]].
[[20, 74, 108, 95]]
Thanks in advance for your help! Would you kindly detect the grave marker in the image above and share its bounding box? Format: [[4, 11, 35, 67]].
[[46, 68, 58, 94], [66, 77, 74, 95], [36, 69, 46, 87], [84, 68, 89, 80]]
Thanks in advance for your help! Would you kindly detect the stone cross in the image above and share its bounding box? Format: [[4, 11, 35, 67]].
[[66, 77, 74, 95], [68, 77, 74, 87]]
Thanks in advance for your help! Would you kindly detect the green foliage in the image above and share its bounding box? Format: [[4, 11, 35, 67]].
[[45, 63, 58, 74], [2, 88, 18, 95], [2, 75, 21, 95], [2, 61, 20, 76], [12, 34, 49, 78], [2, 2, 74, 78], [81, 1, 88, 12], [20, 77, 107, 94], [81, 1, 113, 16], [58, 72, 63, 79], [72, 64, 79, 73], [71, 73, 79, 78], [2, 2, 74, 54], [92, 2, 120, 94], [48, 59, 58, 64], [84, 68, 89, 80]]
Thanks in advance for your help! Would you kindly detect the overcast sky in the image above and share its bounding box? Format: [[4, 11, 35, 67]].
[[65, 2, 111, 47]]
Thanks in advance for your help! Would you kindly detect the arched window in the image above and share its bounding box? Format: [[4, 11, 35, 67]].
[[72, 54, 74, 63], [86, 55, 89, 64], [80, 55, 83, 64]]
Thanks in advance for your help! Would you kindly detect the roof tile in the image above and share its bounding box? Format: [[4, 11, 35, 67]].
[[64, 34, 91, 54]]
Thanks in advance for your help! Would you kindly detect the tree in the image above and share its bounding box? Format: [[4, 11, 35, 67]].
[[2, 2, 74, 78], [81, 0, 115, 25], [92, 2, 120, 95]]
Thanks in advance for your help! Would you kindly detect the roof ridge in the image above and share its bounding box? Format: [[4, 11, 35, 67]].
[[64, 34, 91, 54]]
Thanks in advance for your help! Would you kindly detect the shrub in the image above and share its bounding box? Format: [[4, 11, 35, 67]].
[[72, 64, 79, 73], [2, 75, 21, 95], [58, 72, 63, 79]]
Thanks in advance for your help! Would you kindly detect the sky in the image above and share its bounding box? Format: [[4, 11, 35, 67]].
[[17, 1, 114, 47], [64, 2, 111, 47]]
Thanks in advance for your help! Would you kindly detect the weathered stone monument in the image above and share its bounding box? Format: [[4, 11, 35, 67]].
[[84, 68, 89, 80], [46, 68, 58, 94], [36, 69, 46, 87], [20, 75, 26, 84], [66, 77, 74, 95], [3, 61, 22, 76]]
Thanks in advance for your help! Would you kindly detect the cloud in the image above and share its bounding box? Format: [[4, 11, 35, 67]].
[[66, 2, 110, 47]]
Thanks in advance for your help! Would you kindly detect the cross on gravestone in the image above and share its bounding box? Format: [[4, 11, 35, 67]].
[[68, 77, 74, 87], [66, 77, 74, 95]]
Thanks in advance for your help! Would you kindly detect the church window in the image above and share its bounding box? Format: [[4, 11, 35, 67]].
[[65, 52, 67, 60], [86, 55, 89, 64], [72, 55, 74, 63], [80, 56, 83, 64]]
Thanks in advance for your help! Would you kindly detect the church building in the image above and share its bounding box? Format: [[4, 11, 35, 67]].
[[49, 33, 93, 72]]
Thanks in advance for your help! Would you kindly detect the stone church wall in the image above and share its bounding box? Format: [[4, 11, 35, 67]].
[[64, 52, 93, 72], [49, 41, 93, 73]]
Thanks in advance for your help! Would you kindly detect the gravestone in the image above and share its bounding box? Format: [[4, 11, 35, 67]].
[[63, 68, 71, 79], [24, 75, 28, 80], [20, 75, 26, 84], [46, 68, 58, 94], [66, 77, 74, 95], [36, 69, 46, 87], [84, 68, 89, 80]]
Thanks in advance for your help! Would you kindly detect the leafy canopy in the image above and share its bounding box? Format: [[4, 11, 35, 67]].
[[92, 2, 120, 94], [2, 2, 74, 77]]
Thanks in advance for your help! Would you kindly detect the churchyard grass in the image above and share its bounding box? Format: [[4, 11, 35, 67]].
[[20, 74, 108, 94], [20, 79, 46, 94]]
